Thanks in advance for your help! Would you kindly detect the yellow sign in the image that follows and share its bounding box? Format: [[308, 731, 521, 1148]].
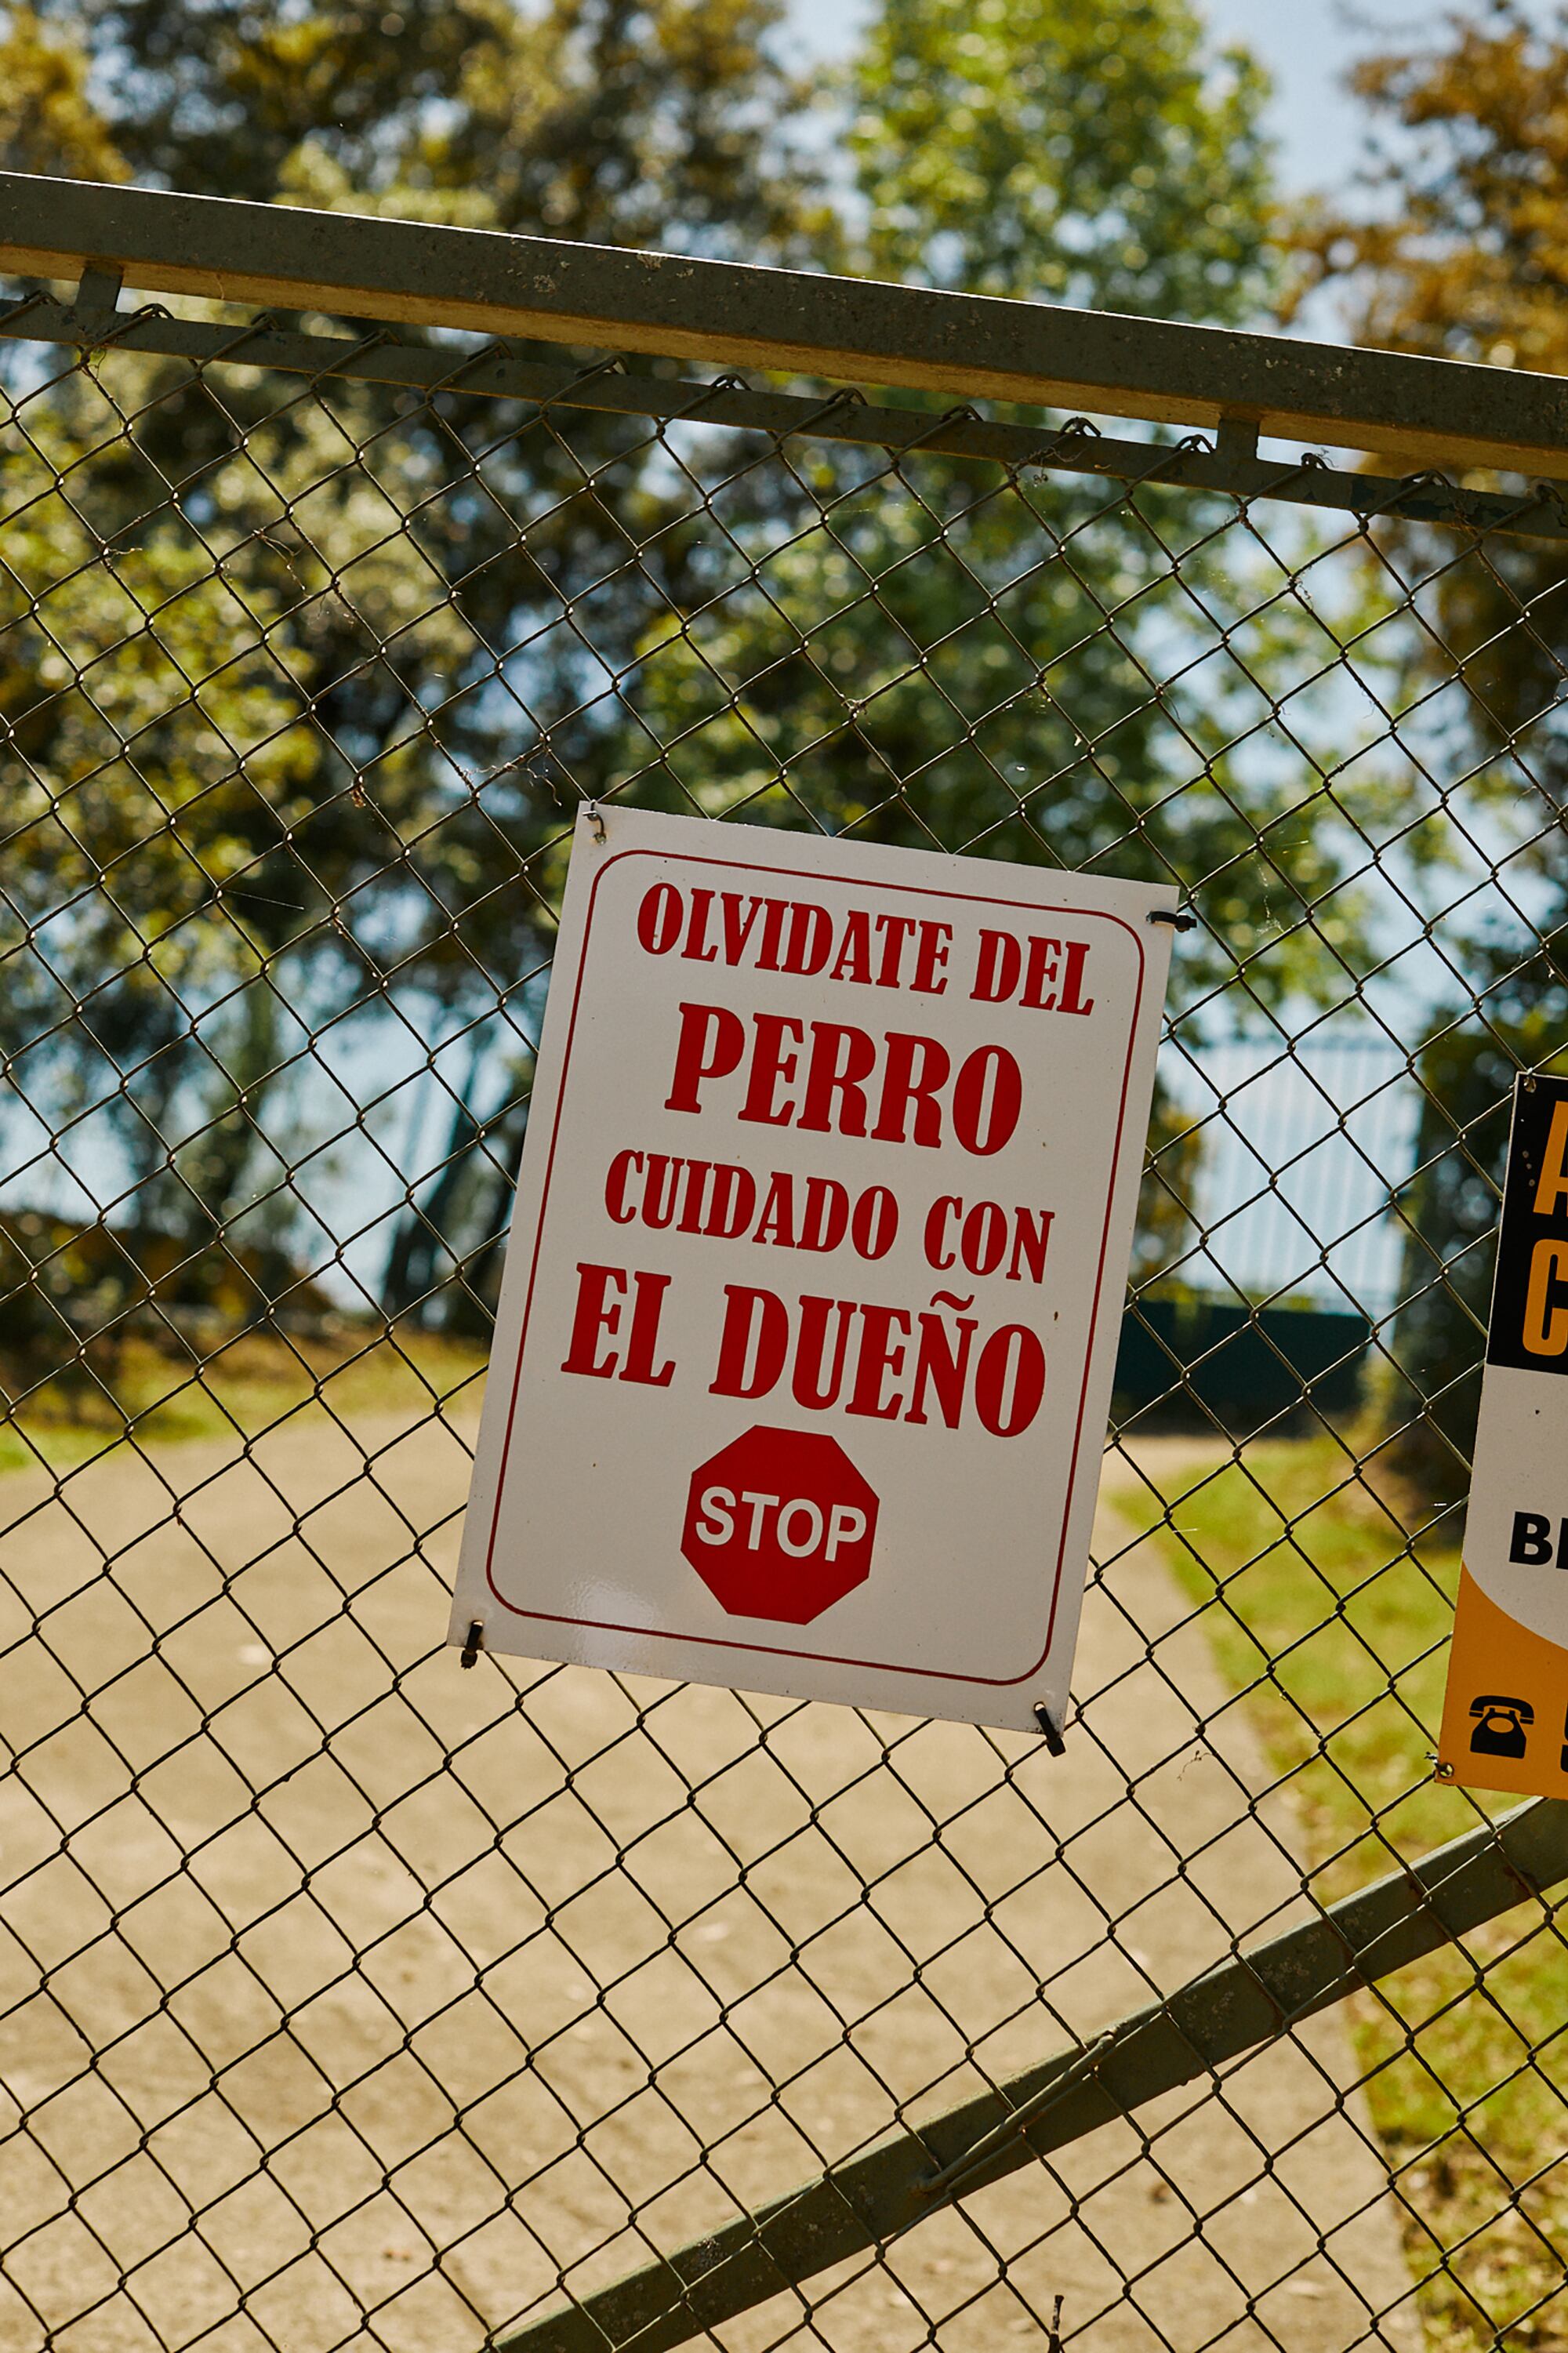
[[1438, 1072, 1568, 1798]]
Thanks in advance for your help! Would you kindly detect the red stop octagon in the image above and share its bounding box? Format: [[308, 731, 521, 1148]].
[[682, 1425, 879, 1624]]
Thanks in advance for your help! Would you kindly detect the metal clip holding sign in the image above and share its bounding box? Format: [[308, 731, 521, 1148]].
[[1438, 1069, 1568, 1799]]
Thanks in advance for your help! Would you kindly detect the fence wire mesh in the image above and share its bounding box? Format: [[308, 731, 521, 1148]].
[[1, 279, 1566, 2353]]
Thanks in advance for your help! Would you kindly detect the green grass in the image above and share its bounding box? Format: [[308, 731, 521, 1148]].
[[1131, 1435, 1568, 2349], [0, 1323, 486, 1480]]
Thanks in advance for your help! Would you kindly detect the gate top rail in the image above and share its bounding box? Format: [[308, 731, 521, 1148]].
[[6, 293, 1565, 543], [3, 168, 1568, 480]]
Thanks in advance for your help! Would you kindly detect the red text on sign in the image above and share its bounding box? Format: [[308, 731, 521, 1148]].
[[710, 1284, 1047, 1436], [665, 1002, 1022, 1156], [972, 928, 1094, 1015], [560, 1263, 677, 1385], [924, 1196, 1053, 1283], [605, 1150, 898, 1259], [637, 882, 952, 995]]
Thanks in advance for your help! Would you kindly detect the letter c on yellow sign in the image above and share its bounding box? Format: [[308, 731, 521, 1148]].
[[1523, 1236, 1568, 1357]]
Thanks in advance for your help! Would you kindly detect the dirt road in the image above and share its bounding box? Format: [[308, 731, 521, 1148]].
[[0, 1410, 1417, 2350]]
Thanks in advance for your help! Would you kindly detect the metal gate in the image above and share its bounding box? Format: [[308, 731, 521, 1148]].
[[2, 174, 1566, 2353]]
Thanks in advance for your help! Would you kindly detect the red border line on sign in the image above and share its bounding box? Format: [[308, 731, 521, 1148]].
[[481, 844, 1148, 1687]]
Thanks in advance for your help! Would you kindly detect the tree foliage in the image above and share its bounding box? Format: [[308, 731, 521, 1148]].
[[631, 0, 1304, 949], [849, 0, 1273, 316], [7, 0, 832, 1338], [1290, 2, 1568, 373], [50, 0, 834, 253], [628, 0, 1368, 1302], [0, 5, 126, 178], [1294, 2, 1568, 1501], [6, 0, 1379, 1348]]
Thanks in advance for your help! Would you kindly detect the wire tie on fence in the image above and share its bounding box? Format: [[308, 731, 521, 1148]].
[[584, 800, 607, 844], [1529, 478, 1568, 529], [1029, 415, 1105, 477], [886, 397, 985, 464], [1148, 906, 1196, 931], [914, 2025, 1117, 2201], [459, 1618, 485, 1669], [1047, 2293, 1065, 2353], [533, 352, 630, 412]]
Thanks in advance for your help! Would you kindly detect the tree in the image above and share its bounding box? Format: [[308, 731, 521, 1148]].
[[0, 383, 335, 1392], [630, 0, 1380, 1319], [633, 0, 1283, 874], [5, 0, 832, 1342], [0, 6, 125, 179], [849, 0, 1272, 320], [6, 0, 1374, 1362], [47, 0, 834, 255], [1292, 2, 1568, 1501]]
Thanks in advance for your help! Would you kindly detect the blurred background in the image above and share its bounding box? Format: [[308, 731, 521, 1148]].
[[4, 0, 1567, 1477], [9, 9, 1568, 2346]]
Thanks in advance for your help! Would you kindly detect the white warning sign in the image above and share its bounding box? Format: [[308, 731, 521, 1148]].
[[449, 806, 1175, 1732]]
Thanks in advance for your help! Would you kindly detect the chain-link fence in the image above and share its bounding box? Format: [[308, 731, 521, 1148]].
[[3, 192, 1568, 2353]]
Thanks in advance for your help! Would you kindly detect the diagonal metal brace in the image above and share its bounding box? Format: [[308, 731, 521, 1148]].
[[498, 1798, 1568, 2353]]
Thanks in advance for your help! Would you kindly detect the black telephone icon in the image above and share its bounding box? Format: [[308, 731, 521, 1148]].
[[1469, 1694, 1534, 1759]]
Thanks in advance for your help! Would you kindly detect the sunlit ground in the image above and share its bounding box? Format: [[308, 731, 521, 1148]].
[[1133, 1436, 1568, 2351], [4, 1349, 1561, 2347]]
